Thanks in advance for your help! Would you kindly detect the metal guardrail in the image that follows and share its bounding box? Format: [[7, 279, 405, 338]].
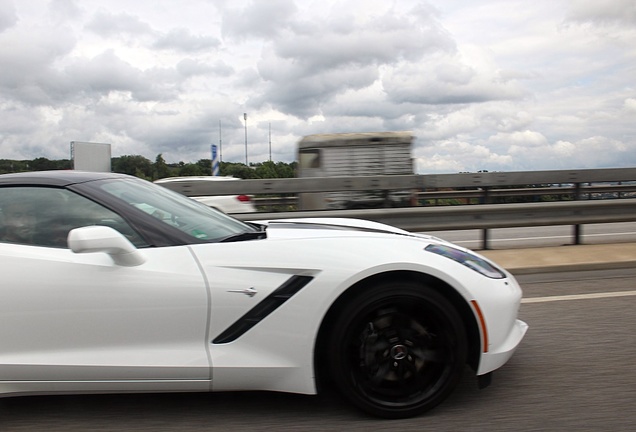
[[156, 167, 636, 249], [232, 199, 636, 249], [158, 167, 636, 196], [250, 183, 636, 208]]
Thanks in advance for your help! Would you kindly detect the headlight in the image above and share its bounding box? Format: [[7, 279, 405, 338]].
[[425, 244, 506, 279]]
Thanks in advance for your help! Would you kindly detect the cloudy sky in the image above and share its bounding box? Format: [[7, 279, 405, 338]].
[[0, 0, 635, 173]]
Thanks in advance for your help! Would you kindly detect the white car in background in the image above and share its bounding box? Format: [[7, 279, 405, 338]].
[[154, 176, 256, 214]]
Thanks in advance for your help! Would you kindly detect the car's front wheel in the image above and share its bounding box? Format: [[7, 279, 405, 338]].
[[328, 281, 467, 418]]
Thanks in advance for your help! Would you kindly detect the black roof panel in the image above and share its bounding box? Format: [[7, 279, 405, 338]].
[[0, 170, 130, 186]]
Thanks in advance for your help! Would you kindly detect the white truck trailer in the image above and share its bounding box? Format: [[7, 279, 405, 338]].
[[297, 131, 414, 210]]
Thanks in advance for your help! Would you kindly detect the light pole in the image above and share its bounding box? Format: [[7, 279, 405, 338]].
[[243, 113, 248, 165], [218, 120, 222, 163]]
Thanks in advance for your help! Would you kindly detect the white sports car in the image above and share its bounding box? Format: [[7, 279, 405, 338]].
[[153, 176, 257, 214], [0, 171, 527, 418]]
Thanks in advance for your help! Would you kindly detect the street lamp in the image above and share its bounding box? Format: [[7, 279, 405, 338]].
[[243, 113, 248, 165]]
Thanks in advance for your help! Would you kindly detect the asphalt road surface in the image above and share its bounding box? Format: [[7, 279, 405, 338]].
[[1, 269, 635, 431]]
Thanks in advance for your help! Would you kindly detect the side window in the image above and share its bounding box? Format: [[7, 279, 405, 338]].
[[0, 188, 37, 245], [299, 149, 321, 169], [0, 187, 146, 248]]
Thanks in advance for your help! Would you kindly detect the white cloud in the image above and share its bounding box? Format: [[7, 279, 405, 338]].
[[220, 0, 298, 40], [152, 28, 220, 52], [85, 11, 153, 37], [624, 98, 636, 112], [566, 0, 636, 26], [0, 0, 634, 173], [505, 135, 633, 170], [415, 140, 513, 173], [0, 0, 17, 32]]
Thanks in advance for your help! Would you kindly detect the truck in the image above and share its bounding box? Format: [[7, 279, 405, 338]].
[[296, 131, 414, 210]]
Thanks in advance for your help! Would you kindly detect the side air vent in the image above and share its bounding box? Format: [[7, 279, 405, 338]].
[[212, 275, 313, 344]]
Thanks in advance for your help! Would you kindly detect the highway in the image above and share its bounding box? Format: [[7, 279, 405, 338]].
[[1, 268, 634, 431]]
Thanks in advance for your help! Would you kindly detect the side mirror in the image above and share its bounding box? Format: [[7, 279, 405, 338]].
[[68, 225, 146, 267]]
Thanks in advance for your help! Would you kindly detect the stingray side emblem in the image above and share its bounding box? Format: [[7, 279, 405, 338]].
[[227, 287, 258, 297]]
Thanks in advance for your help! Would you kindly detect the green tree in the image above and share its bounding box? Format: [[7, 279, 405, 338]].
[[112, 155, 153, 179], [153, 154, 172, 180], [253, 161, 278, 178], [254, 161, 295, 178], [196, 159, 212, 174], [0, 160, 28, 173], [220, 162, 259, 179], [30, 157, 60, 171], [177, 163, 206, 176]]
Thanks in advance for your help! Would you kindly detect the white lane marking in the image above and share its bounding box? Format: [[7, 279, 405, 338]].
[[522, 290, 636, 304]]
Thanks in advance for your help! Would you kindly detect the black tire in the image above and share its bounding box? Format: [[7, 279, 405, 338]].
[[328, 281, 467, 418]]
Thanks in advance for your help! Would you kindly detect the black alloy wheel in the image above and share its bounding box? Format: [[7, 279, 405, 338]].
[[328, 281, 467, 418]]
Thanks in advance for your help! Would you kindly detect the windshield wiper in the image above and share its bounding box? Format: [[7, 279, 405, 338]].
[[219, 229, 267, 243]]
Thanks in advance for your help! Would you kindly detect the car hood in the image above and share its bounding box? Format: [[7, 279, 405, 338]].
[[251, 217, 442, 242], [247, 217, 508, 280]]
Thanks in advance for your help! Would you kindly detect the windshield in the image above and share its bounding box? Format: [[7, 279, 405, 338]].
[[96, 177, 258, 242]]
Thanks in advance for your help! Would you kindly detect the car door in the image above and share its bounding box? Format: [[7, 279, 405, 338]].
[[0, 186, 211, 390]]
